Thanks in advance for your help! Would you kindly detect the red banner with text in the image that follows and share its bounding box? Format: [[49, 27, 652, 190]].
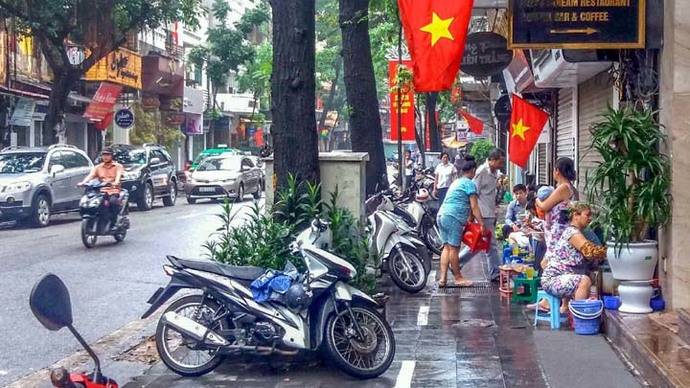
[[389, 60, 416, 142]]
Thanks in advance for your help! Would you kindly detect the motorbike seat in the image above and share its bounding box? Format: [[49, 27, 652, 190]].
[[174, 258, 265, 281]]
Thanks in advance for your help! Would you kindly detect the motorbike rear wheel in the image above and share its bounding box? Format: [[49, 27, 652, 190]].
[[388, 246, 428, 293], [155, 295, 226, 377], [81, 220, 97, 248], [324, 302, 395, 379]]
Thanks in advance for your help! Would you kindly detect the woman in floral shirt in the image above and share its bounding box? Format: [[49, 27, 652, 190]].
[[541, 202, 607, 313]]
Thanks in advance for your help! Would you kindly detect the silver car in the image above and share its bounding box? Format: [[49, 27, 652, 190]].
[[0, 145, 93, 227], [184, 155, 263, 204]]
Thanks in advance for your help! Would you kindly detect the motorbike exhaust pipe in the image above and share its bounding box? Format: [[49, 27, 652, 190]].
[[161, 312, 299, 356], [161, 312, 229, 346]]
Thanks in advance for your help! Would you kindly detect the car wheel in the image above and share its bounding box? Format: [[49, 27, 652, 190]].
[[137, 182, 154, 211], [163, 181, 177, 207], [31, 194, 51, 227], [252, 183, 262, 200], [235, 184, 244, 203]]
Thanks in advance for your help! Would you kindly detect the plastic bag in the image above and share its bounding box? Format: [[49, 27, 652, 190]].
[[462, 221, 492, 252]]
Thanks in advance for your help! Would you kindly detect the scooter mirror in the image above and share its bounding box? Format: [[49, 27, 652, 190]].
[[29, 274, 73, 331]]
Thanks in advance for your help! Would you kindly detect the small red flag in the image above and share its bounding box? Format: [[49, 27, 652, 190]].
[[460, 111, 484, 135], [398, 0, 474, 92], [509, 94, 549, 168]]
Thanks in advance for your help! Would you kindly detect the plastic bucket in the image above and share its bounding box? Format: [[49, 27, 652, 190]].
[[569, 300, 604, 335]]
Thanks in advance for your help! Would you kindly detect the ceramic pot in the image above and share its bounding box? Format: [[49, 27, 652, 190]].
[[606, 240, 658, 281], [617, 282, 654, 314]]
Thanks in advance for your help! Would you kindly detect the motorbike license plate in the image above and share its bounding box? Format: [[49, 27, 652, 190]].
[[199, 187, 215, 193]]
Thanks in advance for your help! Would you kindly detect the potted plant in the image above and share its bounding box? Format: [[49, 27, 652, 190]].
[[586, 106, 671, 285]]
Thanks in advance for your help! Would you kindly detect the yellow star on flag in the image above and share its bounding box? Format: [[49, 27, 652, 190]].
[[420, 12, 455, 47], [512, 119, 530, 141]]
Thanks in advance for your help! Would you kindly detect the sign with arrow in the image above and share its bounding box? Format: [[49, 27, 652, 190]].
[[509, 0, 645, 49]]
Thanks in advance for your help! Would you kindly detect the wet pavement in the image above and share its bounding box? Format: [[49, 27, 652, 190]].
[[121, 254, 640, 388]]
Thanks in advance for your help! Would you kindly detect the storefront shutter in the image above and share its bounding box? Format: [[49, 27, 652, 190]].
[[556, 88, 576, 162], [537, 143, 548, 185], [577, 72, 613, 197]]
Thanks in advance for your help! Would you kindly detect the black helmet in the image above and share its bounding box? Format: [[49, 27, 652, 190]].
[[285, 283, 311, 310]]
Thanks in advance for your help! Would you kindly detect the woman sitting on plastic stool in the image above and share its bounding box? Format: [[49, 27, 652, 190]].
[[540, 202, 607, 314]]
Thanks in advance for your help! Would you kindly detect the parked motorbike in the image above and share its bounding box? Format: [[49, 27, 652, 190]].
[[141, 219, 395, 379], [78, 181, 130, 248], [394, 187, 443, 256], [365, 192, 431, 293], [30, 274, 118, 388]]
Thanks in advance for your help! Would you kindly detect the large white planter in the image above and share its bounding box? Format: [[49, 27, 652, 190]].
[[606, 240, 658, 281]]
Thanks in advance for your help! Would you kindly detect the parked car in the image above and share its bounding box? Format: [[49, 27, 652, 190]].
[[0, 144, 93, 227], [109, 144, 177, 210], [190, 146, 242, 170], [184, 155, 263, 204]]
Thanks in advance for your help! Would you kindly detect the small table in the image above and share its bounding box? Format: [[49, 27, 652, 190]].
[[512, 277, 541, 303]]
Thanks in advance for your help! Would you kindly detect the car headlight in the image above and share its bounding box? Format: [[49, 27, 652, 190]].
[[2, 181, 32, 194], [220, 178, 236, 183], [123, 171, 141, 181]]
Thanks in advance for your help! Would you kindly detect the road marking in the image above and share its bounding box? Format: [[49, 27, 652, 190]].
[[395, 360, 416, 388], [417, 305, 430, 326]]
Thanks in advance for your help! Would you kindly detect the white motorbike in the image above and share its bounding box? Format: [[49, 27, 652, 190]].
[[142, 219, 395, 379], [364, 193, 431, 293], [398, 188, 443, 256]]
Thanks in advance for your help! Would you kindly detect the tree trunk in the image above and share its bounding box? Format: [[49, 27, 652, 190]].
[[317, 61, 340, 132], [269, 0, 320, 190], [44, 69, 81, 144], [426, 92, 442, 152], [0, 96, 10, 148], [339, 0, 388, 194]]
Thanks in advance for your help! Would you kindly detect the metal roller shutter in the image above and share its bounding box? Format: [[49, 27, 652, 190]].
[[577, 72, 613, 197], [537, 143, 548, 185], [556, 88, 576, 161]]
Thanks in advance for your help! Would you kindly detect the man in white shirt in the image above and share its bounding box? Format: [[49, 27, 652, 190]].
[[458, 148, 505, 281]]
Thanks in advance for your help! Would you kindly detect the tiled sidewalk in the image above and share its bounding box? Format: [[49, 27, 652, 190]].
[[124, 254, 641, 388]]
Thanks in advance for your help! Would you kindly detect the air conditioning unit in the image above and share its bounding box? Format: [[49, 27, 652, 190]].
[[530, 49, 612, 88]]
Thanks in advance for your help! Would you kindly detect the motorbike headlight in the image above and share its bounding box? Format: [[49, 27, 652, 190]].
[[80, 196, 101, 208], [2, 181, 32, 194]]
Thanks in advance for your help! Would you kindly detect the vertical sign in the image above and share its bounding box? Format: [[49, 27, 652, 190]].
[[389, 60, 416, 142]]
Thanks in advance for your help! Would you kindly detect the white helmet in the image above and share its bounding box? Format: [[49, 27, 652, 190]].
[[416, 188, 430, 202]]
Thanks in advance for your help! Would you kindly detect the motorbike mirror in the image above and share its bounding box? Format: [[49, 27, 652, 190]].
[[29, 274, 73, 331]]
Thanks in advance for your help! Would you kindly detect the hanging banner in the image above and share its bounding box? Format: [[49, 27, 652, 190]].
[[10, 98, 36, 127], [83, 82, 122, 122], [461, 32, 513, 77], [84, 48, 142, 89], [389, 60, 416, 142], [509, 0, 646, 49], [185, 114, 204, 135]]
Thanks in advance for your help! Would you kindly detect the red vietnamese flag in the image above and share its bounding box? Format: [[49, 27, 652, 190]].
[[509, 94, 549, 168], [398, 0, 474, 92], [460, 110, 484, 135]]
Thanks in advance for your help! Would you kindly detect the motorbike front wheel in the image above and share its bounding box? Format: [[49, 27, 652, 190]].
[[324, 303, 395, 379], [155, 295, 226, 377], [81, 219, 97, 248], [423, 221, 443, 256], [388, 246, 428, 293]]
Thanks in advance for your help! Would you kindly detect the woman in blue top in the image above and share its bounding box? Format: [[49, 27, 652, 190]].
[[436, 155, 485, 287]]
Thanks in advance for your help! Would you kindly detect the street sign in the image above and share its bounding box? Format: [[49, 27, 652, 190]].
[[461, 32, 513, 78], [509, 0, 646, 49], [114, 108, 135, 129]]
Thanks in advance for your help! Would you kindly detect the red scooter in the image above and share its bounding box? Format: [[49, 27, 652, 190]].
[[30, 274, 118, 388]]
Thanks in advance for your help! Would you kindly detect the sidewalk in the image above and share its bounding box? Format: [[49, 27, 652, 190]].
[[120, 254, 643, 388]]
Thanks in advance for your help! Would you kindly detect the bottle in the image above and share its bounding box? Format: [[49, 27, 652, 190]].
[[512, 244, 520, 257]]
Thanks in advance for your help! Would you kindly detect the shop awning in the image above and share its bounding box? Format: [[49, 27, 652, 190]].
[[0, 85, 49, 100]]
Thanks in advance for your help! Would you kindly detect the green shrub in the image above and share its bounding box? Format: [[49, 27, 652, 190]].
[[203, 178, 377, 294]]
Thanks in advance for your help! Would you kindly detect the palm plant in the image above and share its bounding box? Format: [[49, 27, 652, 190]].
[[586, 106, 671, 250]]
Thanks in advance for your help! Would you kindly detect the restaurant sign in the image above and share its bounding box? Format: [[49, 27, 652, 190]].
[[84, 48, 142, 89], [509, 0, 645, 49]]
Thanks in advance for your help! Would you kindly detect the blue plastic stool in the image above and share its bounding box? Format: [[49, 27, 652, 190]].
[[534, 290, 568, 329]]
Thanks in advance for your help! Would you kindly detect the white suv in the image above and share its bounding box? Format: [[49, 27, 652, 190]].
[[0, 144, 93, 227]]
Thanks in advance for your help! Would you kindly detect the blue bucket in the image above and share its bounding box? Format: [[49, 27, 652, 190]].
[[569, 300, 604, 335]]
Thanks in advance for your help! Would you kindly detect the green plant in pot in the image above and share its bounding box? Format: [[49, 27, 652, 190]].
[[586, 106, 671, 313]]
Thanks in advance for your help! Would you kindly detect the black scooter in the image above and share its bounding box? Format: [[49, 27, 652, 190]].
[[79, 180, 130, 248]]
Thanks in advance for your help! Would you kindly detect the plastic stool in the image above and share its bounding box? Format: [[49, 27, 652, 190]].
[[533, 290, 568, 329], [512, 277, 541, 304]]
